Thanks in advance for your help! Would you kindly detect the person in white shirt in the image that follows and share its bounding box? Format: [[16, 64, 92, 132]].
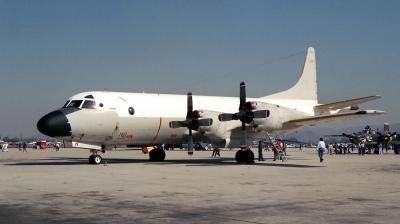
[[317, 138, 326, 162], [2, 142, 8, 152]]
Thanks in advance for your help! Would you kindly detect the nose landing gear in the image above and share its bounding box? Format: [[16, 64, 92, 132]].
[[89, 150, 102, 164]]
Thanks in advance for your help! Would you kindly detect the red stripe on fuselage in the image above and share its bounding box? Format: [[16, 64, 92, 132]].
[[150, 117, 162, 144]]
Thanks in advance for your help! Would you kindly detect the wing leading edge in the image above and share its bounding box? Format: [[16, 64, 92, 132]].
[[288, 110, 385, 126]]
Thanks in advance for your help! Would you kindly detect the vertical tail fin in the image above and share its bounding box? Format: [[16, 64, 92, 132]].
[[262, 47, 318, 103], [384, 122, 389, 132]]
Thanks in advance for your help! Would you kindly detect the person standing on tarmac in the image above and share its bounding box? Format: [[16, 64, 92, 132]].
[[212, 147, 220, 157], [22, 141, 28, 153], [282, 140, 287, 156], [317, 137, 325, 162], [258, 141, 264, 161]]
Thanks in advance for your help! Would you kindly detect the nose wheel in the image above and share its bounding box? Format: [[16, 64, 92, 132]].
[[89, 154, 102, 164]]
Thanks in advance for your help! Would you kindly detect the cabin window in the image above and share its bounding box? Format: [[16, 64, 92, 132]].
[[81, 100, 97, 109], [84, 95, 94, 99], [67, 100, 83, 108], [128, 107, 135, 115], [62, 101, 70, 108]]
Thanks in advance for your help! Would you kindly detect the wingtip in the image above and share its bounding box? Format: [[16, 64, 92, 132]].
[[356, 110, 386, 115]]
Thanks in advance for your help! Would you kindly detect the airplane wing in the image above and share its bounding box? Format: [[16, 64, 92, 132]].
[[314, 95, 381, 110], [288, 110, 385, 126]]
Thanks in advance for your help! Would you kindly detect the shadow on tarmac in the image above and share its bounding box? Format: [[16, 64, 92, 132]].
[[4, 156, 321, 168]]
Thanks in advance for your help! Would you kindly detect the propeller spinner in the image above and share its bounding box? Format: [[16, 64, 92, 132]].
[[169, 92, 213, 156]]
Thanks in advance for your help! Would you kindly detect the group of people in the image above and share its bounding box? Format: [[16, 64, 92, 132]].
[[258, 140, 286, 161], [1, 142, 28, 153], [325, 142, 352, 155], [207, 140, 288, 162], [317, 137, 391, 162]]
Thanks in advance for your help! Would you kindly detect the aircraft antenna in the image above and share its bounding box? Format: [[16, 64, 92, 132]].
[[160, 51, 304, 94]]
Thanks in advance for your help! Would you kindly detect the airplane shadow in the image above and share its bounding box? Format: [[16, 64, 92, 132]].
[[4, 156, 321, 168]]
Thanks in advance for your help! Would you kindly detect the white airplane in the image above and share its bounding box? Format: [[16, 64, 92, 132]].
[[37, 47, 384, 164]]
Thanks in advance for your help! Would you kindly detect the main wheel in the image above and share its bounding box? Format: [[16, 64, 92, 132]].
[[244, 150, 254, 164], [154, 149, 166, 161], [149, 149, 156, 160], [235, 150, 245, 163]]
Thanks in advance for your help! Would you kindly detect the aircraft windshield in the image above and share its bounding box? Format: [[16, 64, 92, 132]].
[[67, 100, 83, 108], [62, 101, 70, 108], [81, 100, 97, 109]]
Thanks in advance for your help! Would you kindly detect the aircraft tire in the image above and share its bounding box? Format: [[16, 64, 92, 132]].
[[155, 149, 166, 161], [94, 155, 102, 164], [235, 150, 245, 163], [244, 150, 254, 164], [149, 149, 156, 160], [89, 155, 95, 164]]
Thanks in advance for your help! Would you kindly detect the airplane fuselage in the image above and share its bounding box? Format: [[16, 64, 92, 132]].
[[38, 91, 315, 150]]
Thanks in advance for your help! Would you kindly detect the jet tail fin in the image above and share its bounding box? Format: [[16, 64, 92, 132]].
[[262, 47, 317, 103]]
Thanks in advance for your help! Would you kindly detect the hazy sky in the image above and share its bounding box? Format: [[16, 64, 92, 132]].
[[1, 0, 400, 139]]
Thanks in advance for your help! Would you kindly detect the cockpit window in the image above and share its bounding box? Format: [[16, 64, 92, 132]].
[[84, 95, 94, 99], [62, 101, 70, 108], [81, 100, 97, 109], [67, 100, 83, 108]]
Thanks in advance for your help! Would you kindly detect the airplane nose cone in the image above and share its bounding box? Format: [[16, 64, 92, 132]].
[[37, 110, 71, 137]]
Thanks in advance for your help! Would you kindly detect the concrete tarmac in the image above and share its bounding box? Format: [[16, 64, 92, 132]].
[[0, 148, 399, 224]]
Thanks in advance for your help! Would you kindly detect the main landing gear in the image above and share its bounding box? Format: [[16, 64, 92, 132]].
[[149, 149, 166, 161], [89, 150, 102, 164], [235, 150, 254, 164]]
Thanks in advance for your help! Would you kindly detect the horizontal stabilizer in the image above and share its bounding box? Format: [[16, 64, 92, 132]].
[[315, 95, 381, 110], [288, 110, 385, 126]]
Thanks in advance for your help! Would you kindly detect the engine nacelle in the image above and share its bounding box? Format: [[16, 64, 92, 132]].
[[246, 102, 256, 110]]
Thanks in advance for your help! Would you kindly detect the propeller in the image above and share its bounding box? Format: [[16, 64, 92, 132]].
[[169, 92, 213, 156], [377, 132, 397, 143], [376, 131, 397, 152], [342, 133, 357, 143], [218, 82, 269, 150]]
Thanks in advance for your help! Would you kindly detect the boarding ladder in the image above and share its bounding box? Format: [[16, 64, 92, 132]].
[[266, 132, 281, 149]]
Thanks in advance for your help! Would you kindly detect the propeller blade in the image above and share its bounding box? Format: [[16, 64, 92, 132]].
[[239, 82, 246, 111], [218, 113, 234, 122], [377, 132, 384, 137], [342, 133, 349, 137], [188, 129, 193, 156], [169, 121, 183, 128], [186, 92, 193, 119], [391, 132, 397, 136], [253, 110, 269, 118], [198, 118, 213, 126]]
